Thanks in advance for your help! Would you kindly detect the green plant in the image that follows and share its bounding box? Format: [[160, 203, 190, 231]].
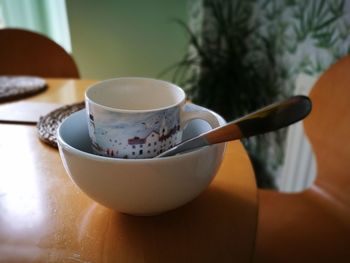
[[161, 0, 350, 188], [161, 0, 285, 188]]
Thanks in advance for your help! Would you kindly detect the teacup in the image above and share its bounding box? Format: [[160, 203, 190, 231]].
[[85, 77, 219, 158]]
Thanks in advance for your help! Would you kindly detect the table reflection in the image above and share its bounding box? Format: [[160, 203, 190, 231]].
[[0, 126, 44, 234]]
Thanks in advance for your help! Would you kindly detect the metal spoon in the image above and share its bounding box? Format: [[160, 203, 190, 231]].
[[156, 95, 312, 158]]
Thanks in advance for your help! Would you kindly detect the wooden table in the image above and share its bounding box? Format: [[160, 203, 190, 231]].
[[0, 79, 257, 262]]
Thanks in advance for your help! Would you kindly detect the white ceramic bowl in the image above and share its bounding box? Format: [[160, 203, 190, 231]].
[[57, 104, 226, 216]]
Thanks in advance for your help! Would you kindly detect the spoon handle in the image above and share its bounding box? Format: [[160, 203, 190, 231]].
[[156, 95, 312, 158]]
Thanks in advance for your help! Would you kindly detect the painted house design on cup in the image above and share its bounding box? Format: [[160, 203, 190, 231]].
[[87, 107, 182, 159], [127, 123, 180, 158]]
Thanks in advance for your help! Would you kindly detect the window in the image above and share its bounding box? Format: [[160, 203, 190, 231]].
[[0, 0, 71, 52], [0, 2, 5, 28]]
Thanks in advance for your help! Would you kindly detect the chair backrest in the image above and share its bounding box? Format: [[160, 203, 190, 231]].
[[304, 55, 350, 204], [0, 28, 80, 78]]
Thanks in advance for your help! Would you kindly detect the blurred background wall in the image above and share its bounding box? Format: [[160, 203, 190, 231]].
[[0, 0, 189, 81], [66, 0, 189, 80]]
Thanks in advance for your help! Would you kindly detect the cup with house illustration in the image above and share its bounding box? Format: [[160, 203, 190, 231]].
[[85, 77, 220, 159]]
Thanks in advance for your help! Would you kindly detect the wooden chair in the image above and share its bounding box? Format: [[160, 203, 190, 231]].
[[0, 28, 80, 78], [254, 55, 350, 262]]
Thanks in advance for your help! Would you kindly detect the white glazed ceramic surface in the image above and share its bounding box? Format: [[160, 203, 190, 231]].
[[85, 78, 219, 158], [57, 104, 226, 216]]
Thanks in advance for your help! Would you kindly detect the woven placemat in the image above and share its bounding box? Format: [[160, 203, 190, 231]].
[[37, 101, 85, 148], [0, 76, 47, 103]]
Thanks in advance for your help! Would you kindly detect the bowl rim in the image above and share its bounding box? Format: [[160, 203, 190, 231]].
[[57, 107, 226, 163], [58, 133, 218, 164]]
